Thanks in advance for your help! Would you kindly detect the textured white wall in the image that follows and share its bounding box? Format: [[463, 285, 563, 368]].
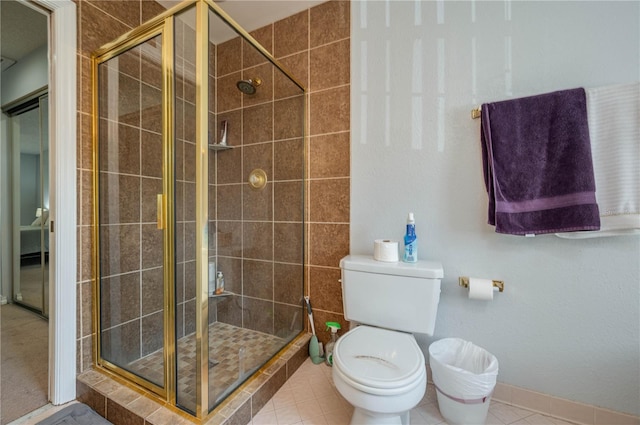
[[350, 1, 639, 416]]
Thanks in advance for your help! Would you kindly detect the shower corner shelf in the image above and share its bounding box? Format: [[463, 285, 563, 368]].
[[209, 291, 234, 299], [209, 144, 233, 151]]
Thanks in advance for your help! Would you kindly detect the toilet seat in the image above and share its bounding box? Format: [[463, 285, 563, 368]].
[[334, 325, 425, 395]]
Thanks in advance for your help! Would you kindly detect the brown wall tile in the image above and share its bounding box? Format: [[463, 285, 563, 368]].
[[310, 178, 349, 223], [243, 183, 273, 221], [141, 0, 166, 24], [274, 263, 303, 305], [243, 260, 274, 300], [274, 10, 308, 58], [309, 266, 343, 314], [142, 224, 163, 269], [217, 184, 242, 220], [274, 96, 305, 140], [275, 53, 308, 98], [217, 294, 242, 327], [274, 223, 303, 264], [218, 37, 242, 76], [309, 223, 349, 267], [141, 130, 162, 178], [310, 39, 350, 91], [101, 272, 140, 328], [80, 56, 92, 115], [99, 122, 140, 174], [243, 221, 273, 260], [141, 177, 162, 224], [142, 267, 164, 315], [81, 281, 93, 337], [80, 1, 132, 56], [310, 85, 350, 135], [243, 103, 273, 145], [244, 298, 274, 334], [141, 311, 164, 356], [101, 320, 141, 365], [217, 145, 242, 184], [274, 303, 303, 338], [217, 221, 243, 258], [309, 132, 350, 178], [87, 1, 140, 28], [244, 25, 273, 69], [100, 224, 140, 276], [310, 0, 350, 48], [274, 139, 304, 181], [274, 182, 303, 223], [243, 143, 273, 180]]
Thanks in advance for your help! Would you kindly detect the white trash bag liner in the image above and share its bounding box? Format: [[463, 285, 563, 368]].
[[429, 338, 499, 402]]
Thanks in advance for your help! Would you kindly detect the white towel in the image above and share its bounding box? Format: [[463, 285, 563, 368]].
[[557, 82, 640, 238]]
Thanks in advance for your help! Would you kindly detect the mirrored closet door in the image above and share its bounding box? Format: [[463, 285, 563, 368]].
[[9, 91, 49, 317]]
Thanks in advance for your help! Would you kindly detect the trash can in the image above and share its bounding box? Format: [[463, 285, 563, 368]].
[[429, 338, 499, 425]]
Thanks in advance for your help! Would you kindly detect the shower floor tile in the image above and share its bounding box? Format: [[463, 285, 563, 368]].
[[127, 322, 285, 407]]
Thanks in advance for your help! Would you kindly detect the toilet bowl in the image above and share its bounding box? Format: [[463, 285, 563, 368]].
[[332, 325, 427, 425]]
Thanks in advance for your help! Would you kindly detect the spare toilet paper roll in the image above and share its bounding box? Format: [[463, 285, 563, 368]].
[[468, 278, 495, 301], [373, 239, 399, 262]]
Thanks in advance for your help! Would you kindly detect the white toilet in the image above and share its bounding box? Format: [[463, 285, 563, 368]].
[[333, 255, 443, 425]]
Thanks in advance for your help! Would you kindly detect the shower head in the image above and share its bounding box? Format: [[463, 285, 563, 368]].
[[236, 77, 262, 95]]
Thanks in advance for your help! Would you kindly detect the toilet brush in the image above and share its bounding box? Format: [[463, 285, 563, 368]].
[[304, 297, 324, 364]]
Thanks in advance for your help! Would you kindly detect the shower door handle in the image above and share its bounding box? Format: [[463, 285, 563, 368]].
[[157, 194, 164, 230]]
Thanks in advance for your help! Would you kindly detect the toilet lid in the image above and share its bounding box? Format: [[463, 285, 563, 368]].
[[334, 325, 425, 390]]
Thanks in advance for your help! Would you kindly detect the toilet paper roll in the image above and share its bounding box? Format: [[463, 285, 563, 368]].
[[468, 278, 495, 301], [373, 239, 399, 262]]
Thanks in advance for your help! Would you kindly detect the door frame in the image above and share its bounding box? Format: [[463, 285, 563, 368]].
[[31, 0, 77, 405]]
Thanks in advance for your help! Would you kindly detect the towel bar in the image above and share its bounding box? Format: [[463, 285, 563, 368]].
[[471, 107, 481, 119]]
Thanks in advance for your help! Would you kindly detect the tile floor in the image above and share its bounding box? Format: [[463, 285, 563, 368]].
[[252, 357, 577, 425]]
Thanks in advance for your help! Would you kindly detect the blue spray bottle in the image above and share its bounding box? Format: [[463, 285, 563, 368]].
[[403, 212, 418, 263]]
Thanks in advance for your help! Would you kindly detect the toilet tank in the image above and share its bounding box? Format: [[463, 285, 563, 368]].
[[339, 255, 443, 335]]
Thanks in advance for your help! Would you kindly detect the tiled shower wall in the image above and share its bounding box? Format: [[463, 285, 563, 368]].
[[76, 0, 351, 374], [213, 21, 306, 338]]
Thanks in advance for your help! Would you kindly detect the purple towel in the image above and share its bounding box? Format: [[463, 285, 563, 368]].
[[480, 88, 600, 235]]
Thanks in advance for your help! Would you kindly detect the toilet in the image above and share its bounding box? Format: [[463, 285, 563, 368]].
[[334, 255, 443, 425]]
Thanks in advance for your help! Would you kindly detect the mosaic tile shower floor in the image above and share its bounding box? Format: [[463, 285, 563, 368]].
[[127, 322, 286, 408]]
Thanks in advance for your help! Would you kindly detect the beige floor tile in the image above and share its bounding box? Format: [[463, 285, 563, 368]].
[[274, 404, 302, 425], [252, 409, 278, 425]]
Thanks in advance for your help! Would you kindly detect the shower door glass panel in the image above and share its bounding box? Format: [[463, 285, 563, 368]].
[[207, 5, 306, 411], [11, 94, 49, 316], [98, 35, 165, 389]]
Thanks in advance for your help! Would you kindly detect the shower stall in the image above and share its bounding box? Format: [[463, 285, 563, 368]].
[[92, 0, 305, 418]]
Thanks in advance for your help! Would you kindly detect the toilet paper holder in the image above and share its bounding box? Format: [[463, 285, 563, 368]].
[[458, 276, 504, 292]]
